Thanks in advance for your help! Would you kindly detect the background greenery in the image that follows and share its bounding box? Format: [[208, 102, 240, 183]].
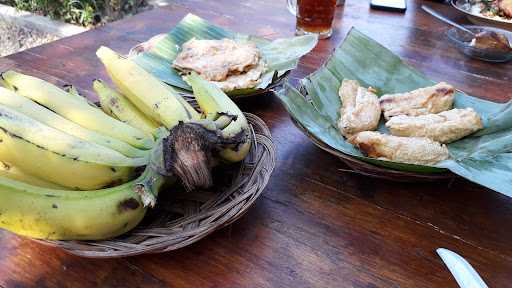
[[0, 0, 147, 26]]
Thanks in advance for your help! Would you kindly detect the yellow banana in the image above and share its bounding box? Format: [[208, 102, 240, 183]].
[[93, 79, 159, 136], [0, 167, 166, 240], [1, 70, 154, 150], [0, 87, 148, 158], [0, 127, 134, 190], [0, 161, 65, 189], [96, 46, 191, 128], [160, 83, 201, 121], [187, 72, 251, 162]]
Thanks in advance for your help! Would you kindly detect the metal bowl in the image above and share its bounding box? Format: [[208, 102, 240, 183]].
[[446, 25, 512, 62], [452, 0, 512, 31]]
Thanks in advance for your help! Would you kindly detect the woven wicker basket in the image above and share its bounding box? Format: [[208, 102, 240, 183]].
[[36, 113, 276, 258]]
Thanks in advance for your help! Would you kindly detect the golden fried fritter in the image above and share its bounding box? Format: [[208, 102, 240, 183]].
[[173, 38, 260, 82], [379, 82, 455, 120], [337, 79, 381, 137], [348, 131, 449, 165], [385, 108, 483, 143], [211, 59, 266, 92]]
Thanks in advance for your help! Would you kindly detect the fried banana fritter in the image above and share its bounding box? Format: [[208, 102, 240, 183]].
[[173, 38, 260, 82], [379, 82, 455, 120], [211, 59, 265, 92], [385, 108, 483, 144], [338, 79, 381, 137], [348, 131, 449, 165]]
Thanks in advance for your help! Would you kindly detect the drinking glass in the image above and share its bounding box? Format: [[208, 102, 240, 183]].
[[287, 0, 337, 39]]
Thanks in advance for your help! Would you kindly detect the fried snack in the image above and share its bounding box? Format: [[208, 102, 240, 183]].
[[337, 79, 381, 137], [385, 108, 483, 144], [211, 59, 266, 92], [499, 0, 512, 18], [348, 131, 449, 165], [173, 38, 260, 82], [379, 82, 455, 120], [470, 31, 512, 52]]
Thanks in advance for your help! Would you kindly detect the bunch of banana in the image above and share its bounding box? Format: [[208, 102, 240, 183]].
[[0, 44, 253, 241], [0, 71, 157, 190], [96, 46, 251, 191], [0, 87, 147, 158], [1, 70, 154, 149], [0, 68, 159, 240]]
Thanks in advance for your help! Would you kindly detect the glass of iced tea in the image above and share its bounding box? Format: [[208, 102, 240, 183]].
[[287, 0, 337, 39]]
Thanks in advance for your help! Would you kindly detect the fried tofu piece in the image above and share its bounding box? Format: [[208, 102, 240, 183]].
[[385, 108, 483, 144], [379, 82, 455, 120], [348, 131, 449, 165], [173, 38, 260, 82], [337, 79, 381, 137]]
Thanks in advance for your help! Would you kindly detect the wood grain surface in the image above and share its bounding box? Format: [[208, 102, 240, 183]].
[[1, 0, 511, 287]]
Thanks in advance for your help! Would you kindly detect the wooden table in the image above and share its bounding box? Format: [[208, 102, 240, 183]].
[[1, 1, 511, 287]]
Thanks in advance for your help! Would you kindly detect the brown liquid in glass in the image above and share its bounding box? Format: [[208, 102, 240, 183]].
[[296, 0, 336, 33]]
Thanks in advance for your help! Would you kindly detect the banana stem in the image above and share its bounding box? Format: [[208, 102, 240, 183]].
[[133, 167, 166, 208], [214, 113, 237, 130], [162, 122, 243, 191]]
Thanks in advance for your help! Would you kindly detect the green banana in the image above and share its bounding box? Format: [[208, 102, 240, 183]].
[[0, 104, 146, 167], [0, 167, 165, 240], [93, 79, 159, 136], [1, 70, 154, 150], [187, 72, 251, 162], [96, 46, 191, 128], [0, 160, 65, 189], [0, 87, 148, 158]]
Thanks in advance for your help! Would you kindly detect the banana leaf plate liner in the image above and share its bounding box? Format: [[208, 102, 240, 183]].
[[276, 27, 512, 197], [36, 112, 276, 258], [128, 13, 318, 98]]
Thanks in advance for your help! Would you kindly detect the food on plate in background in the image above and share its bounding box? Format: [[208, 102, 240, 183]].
[[470, 31, 512, 52], [379, 82, 455, 120], [348, 131, 450, 165], [499, 0, 512, 17], [337, 79, 381, 138], [472, 0, 512, 19], [385, 108, 483, 143]]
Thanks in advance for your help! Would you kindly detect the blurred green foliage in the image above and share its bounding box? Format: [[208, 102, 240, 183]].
[[0, 0, 147, 26]]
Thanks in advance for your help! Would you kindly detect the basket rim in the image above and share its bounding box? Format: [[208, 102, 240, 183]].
[[34, 113, 276, 258]]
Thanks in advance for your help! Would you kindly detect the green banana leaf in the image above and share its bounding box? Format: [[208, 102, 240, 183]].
[[276, 27, 512, 197], [132, 13, 318, 96]]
